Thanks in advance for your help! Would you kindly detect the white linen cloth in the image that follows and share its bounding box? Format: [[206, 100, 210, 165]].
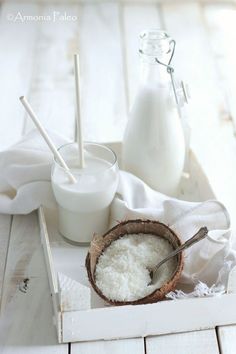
[[0, 129, 235, 291], [0, 130, 63, 214], [112, 173, 235, 288]]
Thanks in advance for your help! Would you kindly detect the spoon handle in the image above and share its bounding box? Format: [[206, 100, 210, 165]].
[[152, 227, 208, 274]]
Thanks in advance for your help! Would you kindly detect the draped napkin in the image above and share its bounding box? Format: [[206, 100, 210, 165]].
[[0, 129, 235, 291], [112, 173, 235, 288]]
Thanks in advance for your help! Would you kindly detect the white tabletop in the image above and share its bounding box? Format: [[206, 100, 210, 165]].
[[0, 1, 236, 352]]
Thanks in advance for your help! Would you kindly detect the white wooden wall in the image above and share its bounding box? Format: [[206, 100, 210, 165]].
[[0, 1, 236, 353]]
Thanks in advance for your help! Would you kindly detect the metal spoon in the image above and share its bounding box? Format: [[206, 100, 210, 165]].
[[149, 227, 209, 285]]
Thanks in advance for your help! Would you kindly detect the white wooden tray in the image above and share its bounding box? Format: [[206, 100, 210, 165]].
[[39, 142, 236, 343]]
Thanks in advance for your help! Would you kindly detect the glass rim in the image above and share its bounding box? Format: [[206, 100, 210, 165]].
[[53, 141, 118, 176], [139, 29, 172, 59], [140, 29, 170, 41]]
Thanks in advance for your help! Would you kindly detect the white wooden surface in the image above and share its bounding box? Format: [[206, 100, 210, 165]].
[[71, 338, 144, 354], [0, 215, 11, 311], [0, 3, 40, 148], [0, 0, 236, 353], [217, 326, 236, 354], [146, 330, 220, 354], [0, 213, 68, 353]]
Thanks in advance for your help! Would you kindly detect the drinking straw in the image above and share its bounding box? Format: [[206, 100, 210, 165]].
[[20, 96, 77, 184], [74, 54, 85, 168]]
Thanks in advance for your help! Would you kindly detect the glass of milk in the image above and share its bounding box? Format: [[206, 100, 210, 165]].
[[51, 143, 119, 245]]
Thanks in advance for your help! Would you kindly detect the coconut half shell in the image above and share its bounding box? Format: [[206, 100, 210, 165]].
[[85, 219, 184, 306]]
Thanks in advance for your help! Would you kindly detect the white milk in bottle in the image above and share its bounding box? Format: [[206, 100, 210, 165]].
[[123, 30, 185, 196], [51, 143, 119, 245]]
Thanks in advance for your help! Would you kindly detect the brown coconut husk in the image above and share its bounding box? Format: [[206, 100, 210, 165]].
[[85, 219, 184, 306]]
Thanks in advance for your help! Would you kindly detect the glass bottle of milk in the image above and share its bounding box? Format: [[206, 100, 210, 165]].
[[123, 30, 185, 196]]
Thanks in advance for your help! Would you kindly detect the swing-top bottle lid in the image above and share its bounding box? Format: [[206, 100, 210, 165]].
[[139, 29, 172, 58]]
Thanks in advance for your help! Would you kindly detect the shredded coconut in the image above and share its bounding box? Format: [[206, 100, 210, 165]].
[[95, 233, 177, 301]]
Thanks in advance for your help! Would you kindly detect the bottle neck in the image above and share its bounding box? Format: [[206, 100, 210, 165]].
[[140, 59, 170, 86], [139, 53, 181, 111], [139, 30, 173, 86], [138, 30, 187, 111]]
